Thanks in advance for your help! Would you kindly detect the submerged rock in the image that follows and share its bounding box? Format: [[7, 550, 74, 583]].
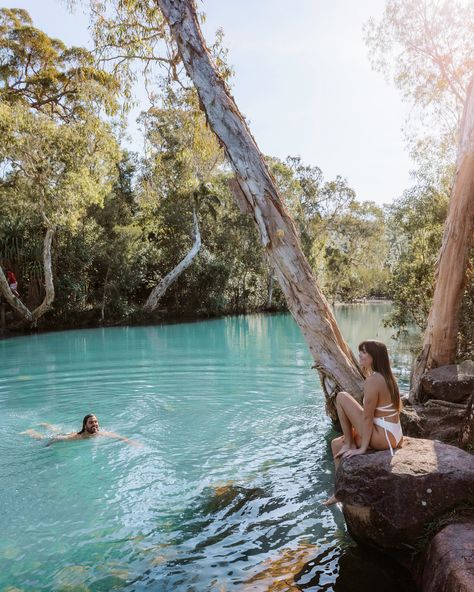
[[335, 437, 474, 550], [418, 520, 474, 592], [201, 483, 268, 516], [242, 541, 319, 591]]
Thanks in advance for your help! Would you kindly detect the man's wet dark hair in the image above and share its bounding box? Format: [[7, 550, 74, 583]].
[[78, 414, 95, 434]]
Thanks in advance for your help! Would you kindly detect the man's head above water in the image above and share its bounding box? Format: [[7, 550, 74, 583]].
[[78, 414, 99, 435], [22, 414, 139, 446]]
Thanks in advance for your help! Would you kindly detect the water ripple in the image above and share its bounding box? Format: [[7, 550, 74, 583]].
[[0, 309, 417, 591]]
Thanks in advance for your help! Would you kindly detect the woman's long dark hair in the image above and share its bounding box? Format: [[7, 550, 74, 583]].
[[358, 340, 401, 410], [78, 414, 95, 434]]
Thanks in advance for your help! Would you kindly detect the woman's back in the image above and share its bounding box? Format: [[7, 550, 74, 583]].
[[366, 372, 398, 422]]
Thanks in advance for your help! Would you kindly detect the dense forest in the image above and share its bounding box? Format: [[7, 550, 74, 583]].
[[0, 1, 473, 361]]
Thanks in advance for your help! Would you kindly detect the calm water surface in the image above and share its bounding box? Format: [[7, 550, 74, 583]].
[[0, 304, 417, 591]]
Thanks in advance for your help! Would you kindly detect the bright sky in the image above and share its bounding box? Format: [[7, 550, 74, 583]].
[[4, 0, 416, 205]]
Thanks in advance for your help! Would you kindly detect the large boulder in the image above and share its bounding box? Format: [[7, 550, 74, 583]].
[[420, 360, 474, 404], [418, 520, 474, 592], [401, 402, 467, 443], [335, 437, 474, 550]]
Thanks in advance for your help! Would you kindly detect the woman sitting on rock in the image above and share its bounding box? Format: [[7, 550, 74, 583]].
[[324, 340, 403, 506]]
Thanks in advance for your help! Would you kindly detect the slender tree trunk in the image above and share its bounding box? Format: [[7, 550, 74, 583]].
[[0, 267, 34, 322], [0, 227, 55, 324], [155, 0, 364, 402], [100, 264, 111, 322], [144, 207, 202, 312], [32, 227, 55, 320], [410, 75, 474, 403]]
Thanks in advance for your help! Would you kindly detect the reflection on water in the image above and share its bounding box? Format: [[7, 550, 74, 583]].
[[0, 305, 418, 591]]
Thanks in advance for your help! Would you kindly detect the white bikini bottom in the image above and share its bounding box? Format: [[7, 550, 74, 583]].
[[373, 417, 403, 456]]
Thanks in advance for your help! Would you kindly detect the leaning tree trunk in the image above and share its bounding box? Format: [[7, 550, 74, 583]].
[[144, 207, 202, 312], [32, 227, 55, 320], [155, 0, 364, 404], [0, 266, 33, 322], [410, 75, 474, 403], [0, 227, 55, 324]]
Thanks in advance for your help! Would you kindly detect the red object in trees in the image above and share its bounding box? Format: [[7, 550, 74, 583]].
[[6, 270, 17, 285]]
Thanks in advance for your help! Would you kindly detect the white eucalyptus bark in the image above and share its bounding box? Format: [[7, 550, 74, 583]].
[[0, 266, 33, 322], [410, 75, 474, 402], [32, 227, 55, 320], [100, 264, 111, 322], [0, 227, 55, 324], [144, 208, 202, 311], [155, 0, 364, 401]]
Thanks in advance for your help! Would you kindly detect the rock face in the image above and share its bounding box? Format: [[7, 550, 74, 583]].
[[420, 360, 474, 404], [419, 521, 474, 592], [401, 402, 467, 443], [460, 394, 474, 448], [335, 437, 474, 550]]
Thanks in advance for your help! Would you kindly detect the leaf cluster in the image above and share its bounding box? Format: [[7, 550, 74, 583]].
[[365, 0, 474, 168], [0, 8, 120, 120]]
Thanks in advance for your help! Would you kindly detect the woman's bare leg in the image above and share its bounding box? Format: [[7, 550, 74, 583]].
[[323, 394, 365, 507], [331, 435, 344, 470], [323, 436, 345, 506], [334, 392, 364, 456]]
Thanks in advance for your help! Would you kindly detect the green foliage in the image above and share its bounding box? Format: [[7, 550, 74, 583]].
[[0, 9, 122, 319], [385, 184, 449, 330], [88, 0, 233, 109], [0, 8, 120, 119], [0, 102, 120, 230], [268, 156, 388, 303], [458, 253, 474, 361], [365, 0, 474, 167], [0, 10, 391, 330], [366, 0, 474, 360], [322, 201, 389, 302]]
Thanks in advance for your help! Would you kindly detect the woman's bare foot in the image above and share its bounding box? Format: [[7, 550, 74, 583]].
[[322, 494, 338, 506]]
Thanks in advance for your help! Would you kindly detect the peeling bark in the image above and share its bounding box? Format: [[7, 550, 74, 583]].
[[32, 227, 55, 320], [144, 207, 202, 311], [155, 0, 364, 401], [0, 266, 33, 322], [410, 75, 474, 403]]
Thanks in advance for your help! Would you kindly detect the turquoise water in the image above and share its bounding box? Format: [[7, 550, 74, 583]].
[[0, 304, 416, 591]]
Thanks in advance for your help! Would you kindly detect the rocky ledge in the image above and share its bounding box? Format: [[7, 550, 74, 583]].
[[401, 360, 474, 446], [418, 520, 474, 592], [335, 437, 474, 591]]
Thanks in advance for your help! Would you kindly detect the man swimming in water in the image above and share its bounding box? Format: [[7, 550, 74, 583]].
[[21, 414, 139, 446]]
